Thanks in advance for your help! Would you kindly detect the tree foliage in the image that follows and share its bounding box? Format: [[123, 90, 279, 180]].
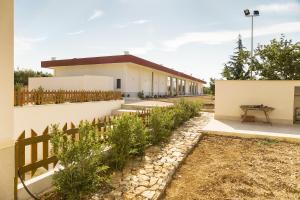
[[254, 35, 300, 80], [14, 69, 52, 86], [208, 78, 215, 95], [222, 35, 251, 80]]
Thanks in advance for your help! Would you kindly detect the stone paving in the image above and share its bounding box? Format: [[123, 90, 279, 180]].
[[93, 112, 212, 200]]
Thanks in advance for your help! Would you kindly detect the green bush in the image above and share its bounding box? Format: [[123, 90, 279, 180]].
[[50, 122, 110, 200], [148, 107, 173, 145], [108, 114, 147, 170], [137, 91, 144, 99], [129, 116, 148, 156], [177, 99, 201, 119], [148, 100, 201, 145]]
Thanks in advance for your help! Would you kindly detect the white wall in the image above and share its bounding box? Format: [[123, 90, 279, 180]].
[[0, 0, 14, 143], [29, 75, 114, 91], [0, 0, 15, 199], [215, 80, 300, 125], [53, 62, 204, 97], [54, 63, 127, 92], [14, 100, 124, 138]]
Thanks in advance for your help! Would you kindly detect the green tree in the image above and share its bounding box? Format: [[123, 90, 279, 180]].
[[14, 69, 52, 86], [222, 35, 251, 80], [208, 78, 215, 95], [254, 35, 300, 80]]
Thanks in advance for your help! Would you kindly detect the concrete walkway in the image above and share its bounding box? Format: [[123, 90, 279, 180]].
[[203, 117, 300, 142]]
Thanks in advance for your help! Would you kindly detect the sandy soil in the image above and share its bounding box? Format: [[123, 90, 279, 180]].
[[164, 135, 300, 200]]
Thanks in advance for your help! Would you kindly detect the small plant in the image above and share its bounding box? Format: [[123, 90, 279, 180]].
[[14, 83, 24, 106], [137, 91, 144, 99], [54, 89, 65, 104], [108, 114, 147, 169], [32, 86, 44, 105], [50, 122, 110, 200], [259, 139, 279, 146], [15, 82, 24, 91]]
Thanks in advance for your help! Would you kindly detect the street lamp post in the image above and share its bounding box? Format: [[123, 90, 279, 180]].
[[244, 9, 259, 79]]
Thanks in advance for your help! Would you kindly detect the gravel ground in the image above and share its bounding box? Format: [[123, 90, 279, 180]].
[[164, 135, 300, 200]]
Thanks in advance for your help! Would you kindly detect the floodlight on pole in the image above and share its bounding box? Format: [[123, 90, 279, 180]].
[[244, 9, 260, 79]]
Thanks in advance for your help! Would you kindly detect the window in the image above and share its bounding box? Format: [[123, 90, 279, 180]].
[[172, 77, 177, 95], [116, 79, 121, 89], [182, 80, 186, 95], [167, 77, 171, 95]]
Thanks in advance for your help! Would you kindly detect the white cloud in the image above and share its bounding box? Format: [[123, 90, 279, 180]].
[[88, 10, 103, 21], [132, 19, 150, 24], [127, 42, 155, 55], [163, 21, 300, 51], [257, 2, 300, 13], [67, 30, 85, 36], [15, 36, 47, 52], [113, 19, 150, 29]]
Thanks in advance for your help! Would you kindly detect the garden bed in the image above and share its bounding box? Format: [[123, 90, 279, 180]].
[[37, 100, 205, 200], [91, 112, 212, 200], [164, 135, 300, 200]]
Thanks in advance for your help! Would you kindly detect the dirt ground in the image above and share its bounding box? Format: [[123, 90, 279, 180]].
[[164, 135, 300, 200], [157, 95, 214, 105]]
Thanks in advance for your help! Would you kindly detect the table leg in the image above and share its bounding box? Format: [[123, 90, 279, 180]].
[[264, 110, 272, 125], [242, 109, 248, 122]]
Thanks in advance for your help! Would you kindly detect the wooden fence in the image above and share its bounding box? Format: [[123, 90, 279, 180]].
[[14, 110, 150, 199], [14, 89, 122, 106]]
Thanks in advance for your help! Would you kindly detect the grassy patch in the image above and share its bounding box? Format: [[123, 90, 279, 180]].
[[258, 139, 279, 146]]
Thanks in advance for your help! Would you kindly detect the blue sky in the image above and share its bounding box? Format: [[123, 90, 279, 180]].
[[15, 0, 300, 83]]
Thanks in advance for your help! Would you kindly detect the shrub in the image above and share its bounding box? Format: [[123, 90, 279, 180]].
[[129, 116, 148, 156], [108, 114, 147, 169], [148, 100, 201, 145], [32, 86, 44, 105], [54, 89, 65, 104], [148, 107, 173, 145], [50, 122, 110, 200], [137, 91, 144, 99], [177, 99, 201, 118], [168, 106, 187, 128]]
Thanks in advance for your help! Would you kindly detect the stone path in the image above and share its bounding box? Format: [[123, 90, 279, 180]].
[[93, 112, 213, 200]]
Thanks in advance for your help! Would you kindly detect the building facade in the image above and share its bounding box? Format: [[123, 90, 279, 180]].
[[41, 54, 206, 97]]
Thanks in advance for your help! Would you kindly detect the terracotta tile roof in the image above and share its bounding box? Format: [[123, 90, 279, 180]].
[[41, 55, 206, 84]]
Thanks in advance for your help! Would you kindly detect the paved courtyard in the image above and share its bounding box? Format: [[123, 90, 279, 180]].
[[203, 117, 300, 142]]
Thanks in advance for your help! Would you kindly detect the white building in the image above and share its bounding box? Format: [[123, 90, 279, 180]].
[[40, 54, 206, 97]]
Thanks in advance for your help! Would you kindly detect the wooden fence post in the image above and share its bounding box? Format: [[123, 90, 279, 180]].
[[30, 130, 38, 177], [43, 127, 49, 170]]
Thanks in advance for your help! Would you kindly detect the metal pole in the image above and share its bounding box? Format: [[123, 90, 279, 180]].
[[250, 15, 254, 78]]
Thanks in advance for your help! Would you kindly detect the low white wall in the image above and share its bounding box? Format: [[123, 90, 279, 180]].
[[14, 100, 124, 138], [28, 75, 114, 91], [215, 80, 300, 125]]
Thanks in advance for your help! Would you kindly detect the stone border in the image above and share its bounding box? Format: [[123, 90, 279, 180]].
[[96, 112, 212, 200], [156, 133, 204, 200]]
